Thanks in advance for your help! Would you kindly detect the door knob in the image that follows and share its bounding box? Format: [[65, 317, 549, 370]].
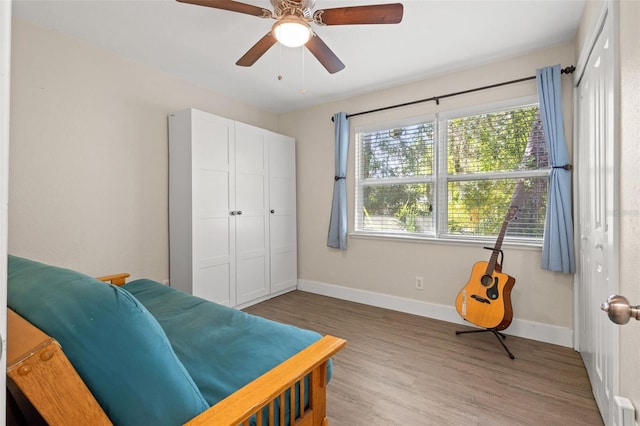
[[270, 209, 275, 214], [600, 294, 640, 325]]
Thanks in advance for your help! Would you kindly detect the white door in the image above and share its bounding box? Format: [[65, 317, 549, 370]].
[[576, 13, 619, 425], [269, 133, 297, 294], [234, 122, 269, 305]]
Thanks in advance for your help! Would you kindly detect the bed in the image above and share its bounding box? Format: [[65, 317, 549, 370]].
[[7, 255, 345, 425]]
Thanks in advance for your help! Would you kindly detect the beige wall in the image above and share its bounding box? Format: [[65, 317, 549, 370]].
[[618, 0, 640, 415], [9, 19, 278, 281], [279, 43, 576, 331]]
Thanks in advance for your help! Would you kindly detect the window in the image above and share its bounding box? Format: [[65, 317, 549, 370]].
[[355, 99, 550, 244]]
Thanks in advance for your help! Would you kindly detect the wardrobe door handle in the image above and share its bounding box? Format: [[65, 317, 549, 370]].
[[230, 211, 236, 216], [236, 211, 243, 215], [270, 209, 275, 214]]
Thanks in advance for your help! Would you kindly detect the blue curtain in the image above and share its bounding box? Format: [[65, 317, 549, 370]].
[[327, 112, 349, 249], [536, 65, 575, 273]]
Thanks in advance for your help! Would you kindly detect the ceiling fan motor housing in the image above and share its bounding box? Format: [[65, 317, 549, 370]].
[[271, 0, 314, 20]]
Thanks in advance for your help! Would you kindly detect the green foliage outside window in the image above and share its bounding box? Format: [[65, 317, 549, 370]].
[[447, 107, 548, 237], [448, 107, 546, 174], [363, 183, 433, 232], [360, 124, 434, 233]]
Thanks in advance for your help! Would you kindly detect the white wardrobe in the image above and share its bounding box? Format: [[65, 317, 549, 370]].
[[168, 108, 297, 308]]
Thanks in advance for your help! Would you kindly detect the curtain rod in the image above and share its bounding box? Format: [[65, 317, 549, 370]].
[[331, 65, 576, 122]]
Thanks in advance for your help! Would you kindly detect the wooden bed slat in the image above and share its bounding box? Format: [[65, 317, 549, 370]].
[[268, 399, 275, 426], [279, 391, 286, 425], [289, 384, 295, 426], [299, 377, 305, 421]]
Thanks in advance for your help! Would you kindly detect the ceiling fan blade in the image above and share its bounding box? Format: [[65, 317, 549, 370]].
[[314, 3, 403, 25], [176, 0, 271, 18], [305, 34, 345, 74], [236, 33, 278, 67]]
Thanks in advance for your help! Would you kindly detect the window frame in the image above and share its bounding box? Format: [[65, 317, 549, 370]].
[[353, 95, 549, 247]]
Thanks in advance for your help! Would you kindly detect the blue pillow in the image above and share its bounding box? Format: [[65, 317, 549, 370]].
[[7, 255, 209, 426]]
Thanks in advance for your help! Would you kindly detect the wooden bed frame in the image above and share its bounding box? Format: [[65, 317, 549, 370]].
[[7, 273, 346, 426]]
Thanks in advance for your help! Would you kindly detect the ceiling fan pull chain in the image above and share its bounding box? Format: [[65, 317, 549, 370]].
[[277, 43, 283, 81], [300, 46, 306, 95]]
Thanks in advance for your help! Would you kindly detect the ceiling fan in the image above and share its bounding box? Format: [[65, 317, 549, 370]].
[[177, 0, 404, 74]]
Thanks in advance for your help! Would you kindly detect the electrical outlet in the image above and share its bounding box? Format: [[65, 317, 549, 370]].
[[415, 276, 424, 290]]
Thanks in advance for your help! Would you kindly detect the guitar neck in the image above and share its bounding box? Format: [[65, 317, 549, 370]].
[[485, 217, 510, 276]]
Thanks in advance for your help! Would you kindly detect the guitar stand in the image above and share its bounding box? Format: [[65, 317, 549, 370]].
[[455, 328, 515, 359]]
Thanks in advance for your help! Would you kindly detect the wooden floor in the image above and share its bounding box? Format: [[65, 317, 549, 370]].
[[245, 291, 603, 426]]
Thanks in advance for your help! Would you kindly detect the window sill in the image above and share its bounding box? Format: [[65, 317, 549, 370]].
[[349, 231, 543, 251]]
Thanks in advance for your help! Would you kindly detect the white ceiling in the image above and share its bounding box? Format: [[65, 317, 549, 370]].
[[12, 0, 586, 114]]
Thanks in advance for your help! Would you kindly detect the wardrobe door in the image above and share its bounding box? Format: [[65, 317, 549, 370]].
[[234, 122, 270, 306], [191, 111, 236, 306]]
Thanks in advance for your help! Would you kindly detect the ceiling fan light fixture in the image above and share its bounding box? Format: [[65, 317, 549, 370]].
[[272, 16, 312, 48]]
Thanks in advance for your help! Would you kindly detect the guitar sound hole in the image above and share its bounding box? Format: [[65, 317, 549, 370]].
[[480, 275, 493, 287]]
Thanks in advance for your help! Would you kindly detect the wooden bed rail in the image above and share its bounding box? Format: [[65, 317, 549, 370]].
[[8, 274, 346, 426]]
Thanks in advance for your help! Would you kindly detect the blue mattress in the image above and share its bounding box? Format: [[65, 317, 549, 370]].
[[123, 279, 330, 423]]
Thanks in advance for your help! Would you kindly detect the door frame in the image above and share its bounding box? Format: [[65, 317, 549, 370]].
[[0, 0, 12, 422]]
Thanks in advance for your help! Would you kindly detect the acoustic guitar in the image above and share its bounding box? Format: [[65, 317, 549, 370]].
[[455, 206, 518, 331]]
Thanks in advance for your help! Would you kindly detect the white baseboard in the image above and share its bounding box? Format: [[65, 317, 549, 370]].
[[297, 279, 573, 348]]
